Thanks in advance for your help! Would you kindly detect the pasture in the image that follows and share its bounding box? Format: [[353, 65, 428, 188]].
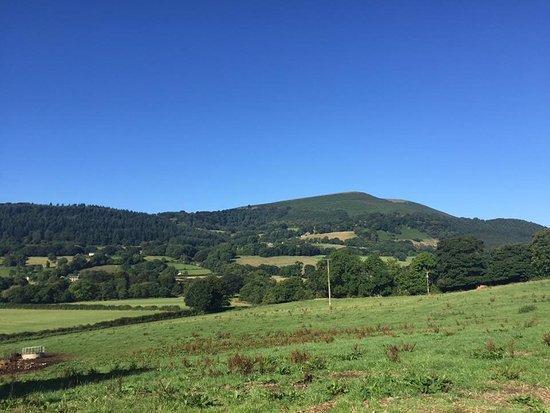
[[144, 256, 211, 275], [26, 256, 74, 267], [236, 255, 325, 267], [0, 308, 157, 334], [0, 280, 548, 411], [70, 297, 187, 308], [80, 264, 122, 274], [300, 231, 357, 241]]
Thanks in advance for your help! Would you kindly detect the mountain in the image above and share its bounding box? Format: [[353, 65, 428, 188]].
[[262, 192, 450, 217], [0, 192, 546, 251]]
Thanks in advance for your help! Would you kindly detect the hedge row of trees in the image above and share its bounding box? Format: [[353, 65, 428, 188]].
[[190, 230, 550, 311], [0, 261, 181, 304]]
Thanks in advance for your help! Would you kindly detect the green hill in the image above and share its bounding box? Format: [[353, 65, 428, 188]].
[[264, 191, 449, 217]]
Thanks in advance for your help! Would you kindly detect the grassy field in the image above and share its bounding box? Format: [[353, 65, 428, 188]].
[[26, 256, 75, 267], [301, 231, 357, 241], [80, 264, 122, 274], [236, 255, 325, 267], [0, 266, 11, 277], [312, 243, 346, 250], [0, 280, 548, 411], [170, 262, 211, 275], [144, 256, 211, 275], [0, 309, 158, 334], [70, 297, 187, 308], [379, 256, 415, 267]]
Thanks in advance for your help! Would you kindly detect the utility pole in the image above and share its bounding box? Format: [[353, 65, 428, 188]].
[[327, 258, 332, 311], [426, 270, 430, 294]]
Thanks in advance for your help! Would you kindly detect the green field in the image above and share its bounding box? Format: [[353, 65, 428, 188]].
[[0, 266, 11, 277], [379, 256, 415, 267], [26, 256, 74, 267], [170, 262, 211, 275], [70, 297, 187, 308], [1, 280, 548, 411], [236, 255, 325, 267], [80, 264, 122, 274], [144, 256, 211, 275], [0, 309, 158, 334]]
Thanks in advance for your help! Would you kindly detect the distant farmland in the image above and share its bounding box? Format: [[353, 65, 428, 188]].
[[300, 230, 357, 241], [236, 255, 325, 267], [144, 255, 211, 275]]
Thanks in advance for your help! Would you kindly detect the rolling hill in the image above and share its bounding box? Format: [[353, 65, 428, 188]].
[[263, 191, 450, 217], [0, 192, 546, 249]]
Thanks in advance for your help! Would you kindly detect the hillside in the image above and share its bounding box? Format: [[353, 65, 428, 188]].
[[264, 191, 449, 217], [0, 192, 545, 250], [1, 280, 549, 411]]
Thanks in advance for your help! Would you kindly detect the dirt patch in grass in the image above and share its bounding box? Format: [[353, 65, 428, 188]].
[[479, 382, 550, 406], [331, 370, 367, 379], [300, 400, 336, 413], [0, 353, 68, 376]]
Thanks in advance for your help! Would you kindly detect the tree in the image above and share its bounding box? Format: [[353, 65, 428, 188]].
[[434, 237, 487, 291], [488, 244, 532, 284], [360, 255, 394, 296], [185, 276, 228, 312], [531, 229, 550, 278], [410, 252, 436, 293], [239, 274, 274, 304]]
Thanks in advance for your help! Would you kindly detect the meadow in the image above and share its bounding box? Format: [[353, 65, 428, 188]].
[[70, 297, 187, 308], [26, 256, 74, 267], [144, 256, 211, 275], [236, 255, 325, 267], [300, 231, 357, 241], [0, 308, 157, 334], [0, 280, 548, 411]]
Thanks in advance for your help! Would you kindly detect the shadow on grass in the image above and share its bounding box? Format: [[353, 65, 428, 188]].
[[0, 367, 151, 399]]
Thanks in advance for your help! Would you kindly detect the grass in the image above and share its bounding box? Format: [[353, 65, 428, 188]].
[[26, 256, 74, 267], [312, 243, 346, 250], [0, 309, 158, 334], [70, 297, 187, 308], [0, 266, 11, 277], [236, 255, 325, 267], [144, 256, 211, 275], [80, 265, 122, 274], [300, 231, 357, 241], [379, 256, 415, 267], [169, 263, 211, 275], [0, 280, 548, 412]]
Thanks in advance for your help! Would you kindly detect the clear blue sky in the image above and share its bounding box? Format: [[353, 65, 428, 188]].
[[1, 1, 549, 225]]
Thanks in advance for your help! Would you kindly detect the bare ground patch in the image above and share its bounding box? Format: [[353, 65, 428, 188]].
[[0, 353, 68, 376], [477, 382, 550, 407]]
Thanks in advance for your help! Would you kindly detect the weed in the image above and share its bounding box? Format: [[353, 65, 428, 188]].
[[509, 395, 544, 412], [290, 350, 310, 364], [182, 391, 217, 408], [478, 339, 504, 359], [400, 342, 416, 352], [405, 372, 452, 394], [542, 332, 550, 346], [495, 365, 521, 380], [227, 354, 255, 375], [326, 380, 347, 396], [518, 304, 536, 313], [385, 345, 400, 362]]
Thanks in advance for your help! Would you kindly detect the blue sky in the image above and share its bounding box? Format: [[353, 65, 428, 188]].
[[1, 1, 549, 225]]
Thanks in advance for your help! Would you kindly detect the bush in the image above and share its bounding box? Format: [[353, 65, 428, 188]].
[[184, 276, 228, 313]]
